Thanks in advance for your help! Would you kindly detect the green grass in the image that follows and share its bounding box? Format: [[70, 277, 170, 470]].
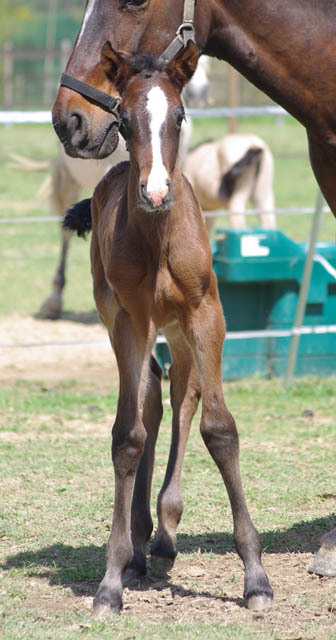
[[1, 377, 336, 639]]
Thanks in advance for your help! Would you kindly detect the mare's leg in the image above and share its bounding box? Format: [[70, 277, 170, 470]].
[[37, 226, 72, 319], [126, 355, 163, 581], [307, 130, 336, 216], [205, 213, 216, 237], [37, 157, 79, 319], [308, 527, 336, 577], [93, 309, 155, 615], [251, 150, 276, 229], [184, 282, 273, 610], [227, 189, 249, 228], [150, 334, 201, 571]]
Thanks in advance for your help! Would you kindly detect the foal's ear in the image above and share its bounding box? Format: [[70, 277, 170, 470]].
[[101, 41, 132, 91], [166, 40, 199, 92]]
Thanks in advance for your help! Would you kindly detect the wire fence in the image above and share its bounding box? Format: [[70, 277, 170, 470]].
[[1, 109, 335, 360], [0, 104, 287, 125]]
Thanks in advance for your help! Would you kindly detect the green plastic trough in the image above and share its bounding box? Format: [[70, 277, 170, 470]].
[[156, 228, 336, 380]]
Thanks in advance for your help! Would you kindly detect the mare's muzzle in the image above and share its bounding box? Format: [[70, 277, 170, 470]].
[[52, 73, 122, 159]]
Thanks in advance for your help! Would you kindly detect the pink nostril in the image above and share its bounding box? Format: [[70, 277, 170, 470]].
[[148, 187, 169, 207]]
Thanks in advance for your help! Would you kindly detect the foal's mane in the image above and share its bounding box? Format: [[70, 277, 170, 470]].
[[128, 53, 166, 76]]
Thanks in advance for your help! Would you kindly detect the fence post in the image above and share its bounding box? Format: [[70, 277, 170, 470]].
[[227, 65, 239, 133], [60, 39, 72, 73], [283, 188, 325, 387], [3, 43, 14, 108], [44, 0, 58, 105]]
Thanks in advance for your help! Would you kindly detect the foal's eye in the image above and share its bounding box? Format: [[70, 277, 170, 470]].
[[119, 116, 132, 140], [176, 113, 185, 130]]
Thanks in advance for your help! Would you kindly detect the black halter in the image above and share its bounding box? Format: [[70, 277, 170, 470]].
[[59, 0, 196, 117], [60, 72, 122, 118]]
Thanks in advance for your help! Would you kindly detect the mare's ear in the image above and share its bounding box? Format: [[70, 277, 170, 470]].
[[166, 40, 199, 92], [101, 41, 132, 91]]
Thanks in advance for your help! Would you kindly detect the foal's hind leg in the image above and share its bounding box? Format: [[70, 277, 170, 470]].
[[150, 336, 201, 572], [185, 285, 273, 610], [124, 355, 163, 582]]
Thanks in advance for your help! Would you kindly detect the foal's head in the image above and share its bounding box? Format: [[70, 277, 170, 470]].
[[101, 41, 198, 213]]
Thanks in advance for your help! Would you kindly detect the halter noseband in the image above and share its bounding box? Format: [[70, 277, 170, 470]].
[[60, 73, 122, 118], [58, 0, 196, 117]]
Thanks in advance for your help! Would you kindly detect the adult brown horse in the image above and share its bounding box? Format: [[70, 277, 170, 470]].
[[53, 1, 336, 577], [65, 40, 273, 615]]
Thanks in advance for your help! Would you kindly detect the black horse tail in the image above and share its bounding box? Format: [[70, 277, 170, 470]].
[[63, 198, 92, 238], [219, 146, 263, 201]]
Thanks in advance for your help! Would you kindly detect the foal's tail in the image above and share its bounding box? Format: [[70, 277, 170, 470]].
[[219, 147, 263, 200], [63, 198, 92, 238]]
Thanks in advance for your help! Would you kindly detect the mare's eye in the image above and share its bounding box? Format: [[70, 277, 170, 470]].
[[119, 0, 148, 9]]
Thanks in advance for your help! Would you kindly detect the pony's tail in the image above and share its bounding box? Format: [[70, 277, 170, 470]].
[[219, 147, 263, 200], [63, 198, 92, 238]]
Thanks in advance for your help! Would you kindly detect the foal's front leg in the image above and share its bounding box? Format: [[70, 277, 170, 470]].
[[185, 285, 273, 610], [93, 310, 154, 615]]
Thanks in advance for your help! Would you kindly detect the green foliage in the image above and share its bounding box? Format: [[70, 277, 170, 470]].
[[0, 0, 33, 46]]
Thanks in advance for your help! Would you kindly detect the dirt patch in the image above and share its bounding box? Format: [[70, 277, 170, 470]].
[[18, 552, 336, 636], [1, 313, 336, 637], [0, 313, 117, 388]]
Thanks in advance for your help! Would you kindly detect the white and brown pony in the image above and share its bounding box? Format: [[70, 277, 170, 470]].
[[65, 41, 273, 615], [183, 133, 275, 233]]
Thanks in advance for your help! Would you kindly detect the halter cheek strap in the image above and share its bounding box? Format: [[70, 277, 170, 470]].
[[159, 0, 196, 64], [58, 0, 196, 115]]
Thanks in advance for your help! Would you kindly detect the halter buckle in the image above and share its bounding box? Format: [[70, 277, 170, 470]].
[[110, 96, 122, 120], [177, 21, 196, 47]]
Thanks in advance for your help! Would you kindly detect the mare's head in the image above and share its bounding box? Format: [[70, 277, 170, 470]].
[[52, 0, 208, 159], [102, 40, 198, 213]]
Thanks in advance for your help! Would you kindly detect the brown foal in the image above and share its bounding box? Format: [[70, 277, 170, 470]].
[[88, 41, 273, 616]]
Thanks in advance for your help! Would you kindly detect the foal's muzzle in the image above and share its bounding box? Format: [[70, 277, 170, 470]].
[[139, 180, 173, 213]]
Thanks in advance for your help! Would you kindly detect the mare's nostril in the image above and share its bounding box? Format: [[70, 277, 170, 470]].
[[67, 111, 88, 149], [67, 112, 82, 138]]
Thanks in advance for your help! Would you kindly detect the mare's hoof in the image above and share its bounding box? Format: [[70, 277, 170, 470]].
[[36, 298, 62, 320], [247, 593, 273, 611], [150, 554, 175, 575], [93, 587, 122, 617], [308, 545, 336, 577], [123, 566, 146, 587]]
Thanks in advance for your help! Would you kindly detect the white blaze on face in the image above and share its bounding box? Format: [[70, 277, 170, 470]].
[[146, 86, 169, 206], [76, 0, 96, 48]]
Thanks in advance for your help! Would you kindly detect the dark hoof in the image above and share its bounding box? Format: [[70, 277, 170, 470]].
[[93, 586, 122, 617], [150, 554, 175, 575], [36, 297, 62, 320], [247, 594, 273, 611], [308, 546, 336, 577], [123, 566, 146, 587]]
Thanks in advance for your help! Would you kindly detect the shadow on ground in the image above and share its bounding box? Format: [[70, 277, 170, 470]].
[[57, 310, 100, 325], [2, 514, 335, 600]]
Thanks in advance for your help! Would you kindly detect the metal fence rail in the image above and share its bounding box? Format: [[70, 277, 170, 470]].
[[0, 105, 288, 126]]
